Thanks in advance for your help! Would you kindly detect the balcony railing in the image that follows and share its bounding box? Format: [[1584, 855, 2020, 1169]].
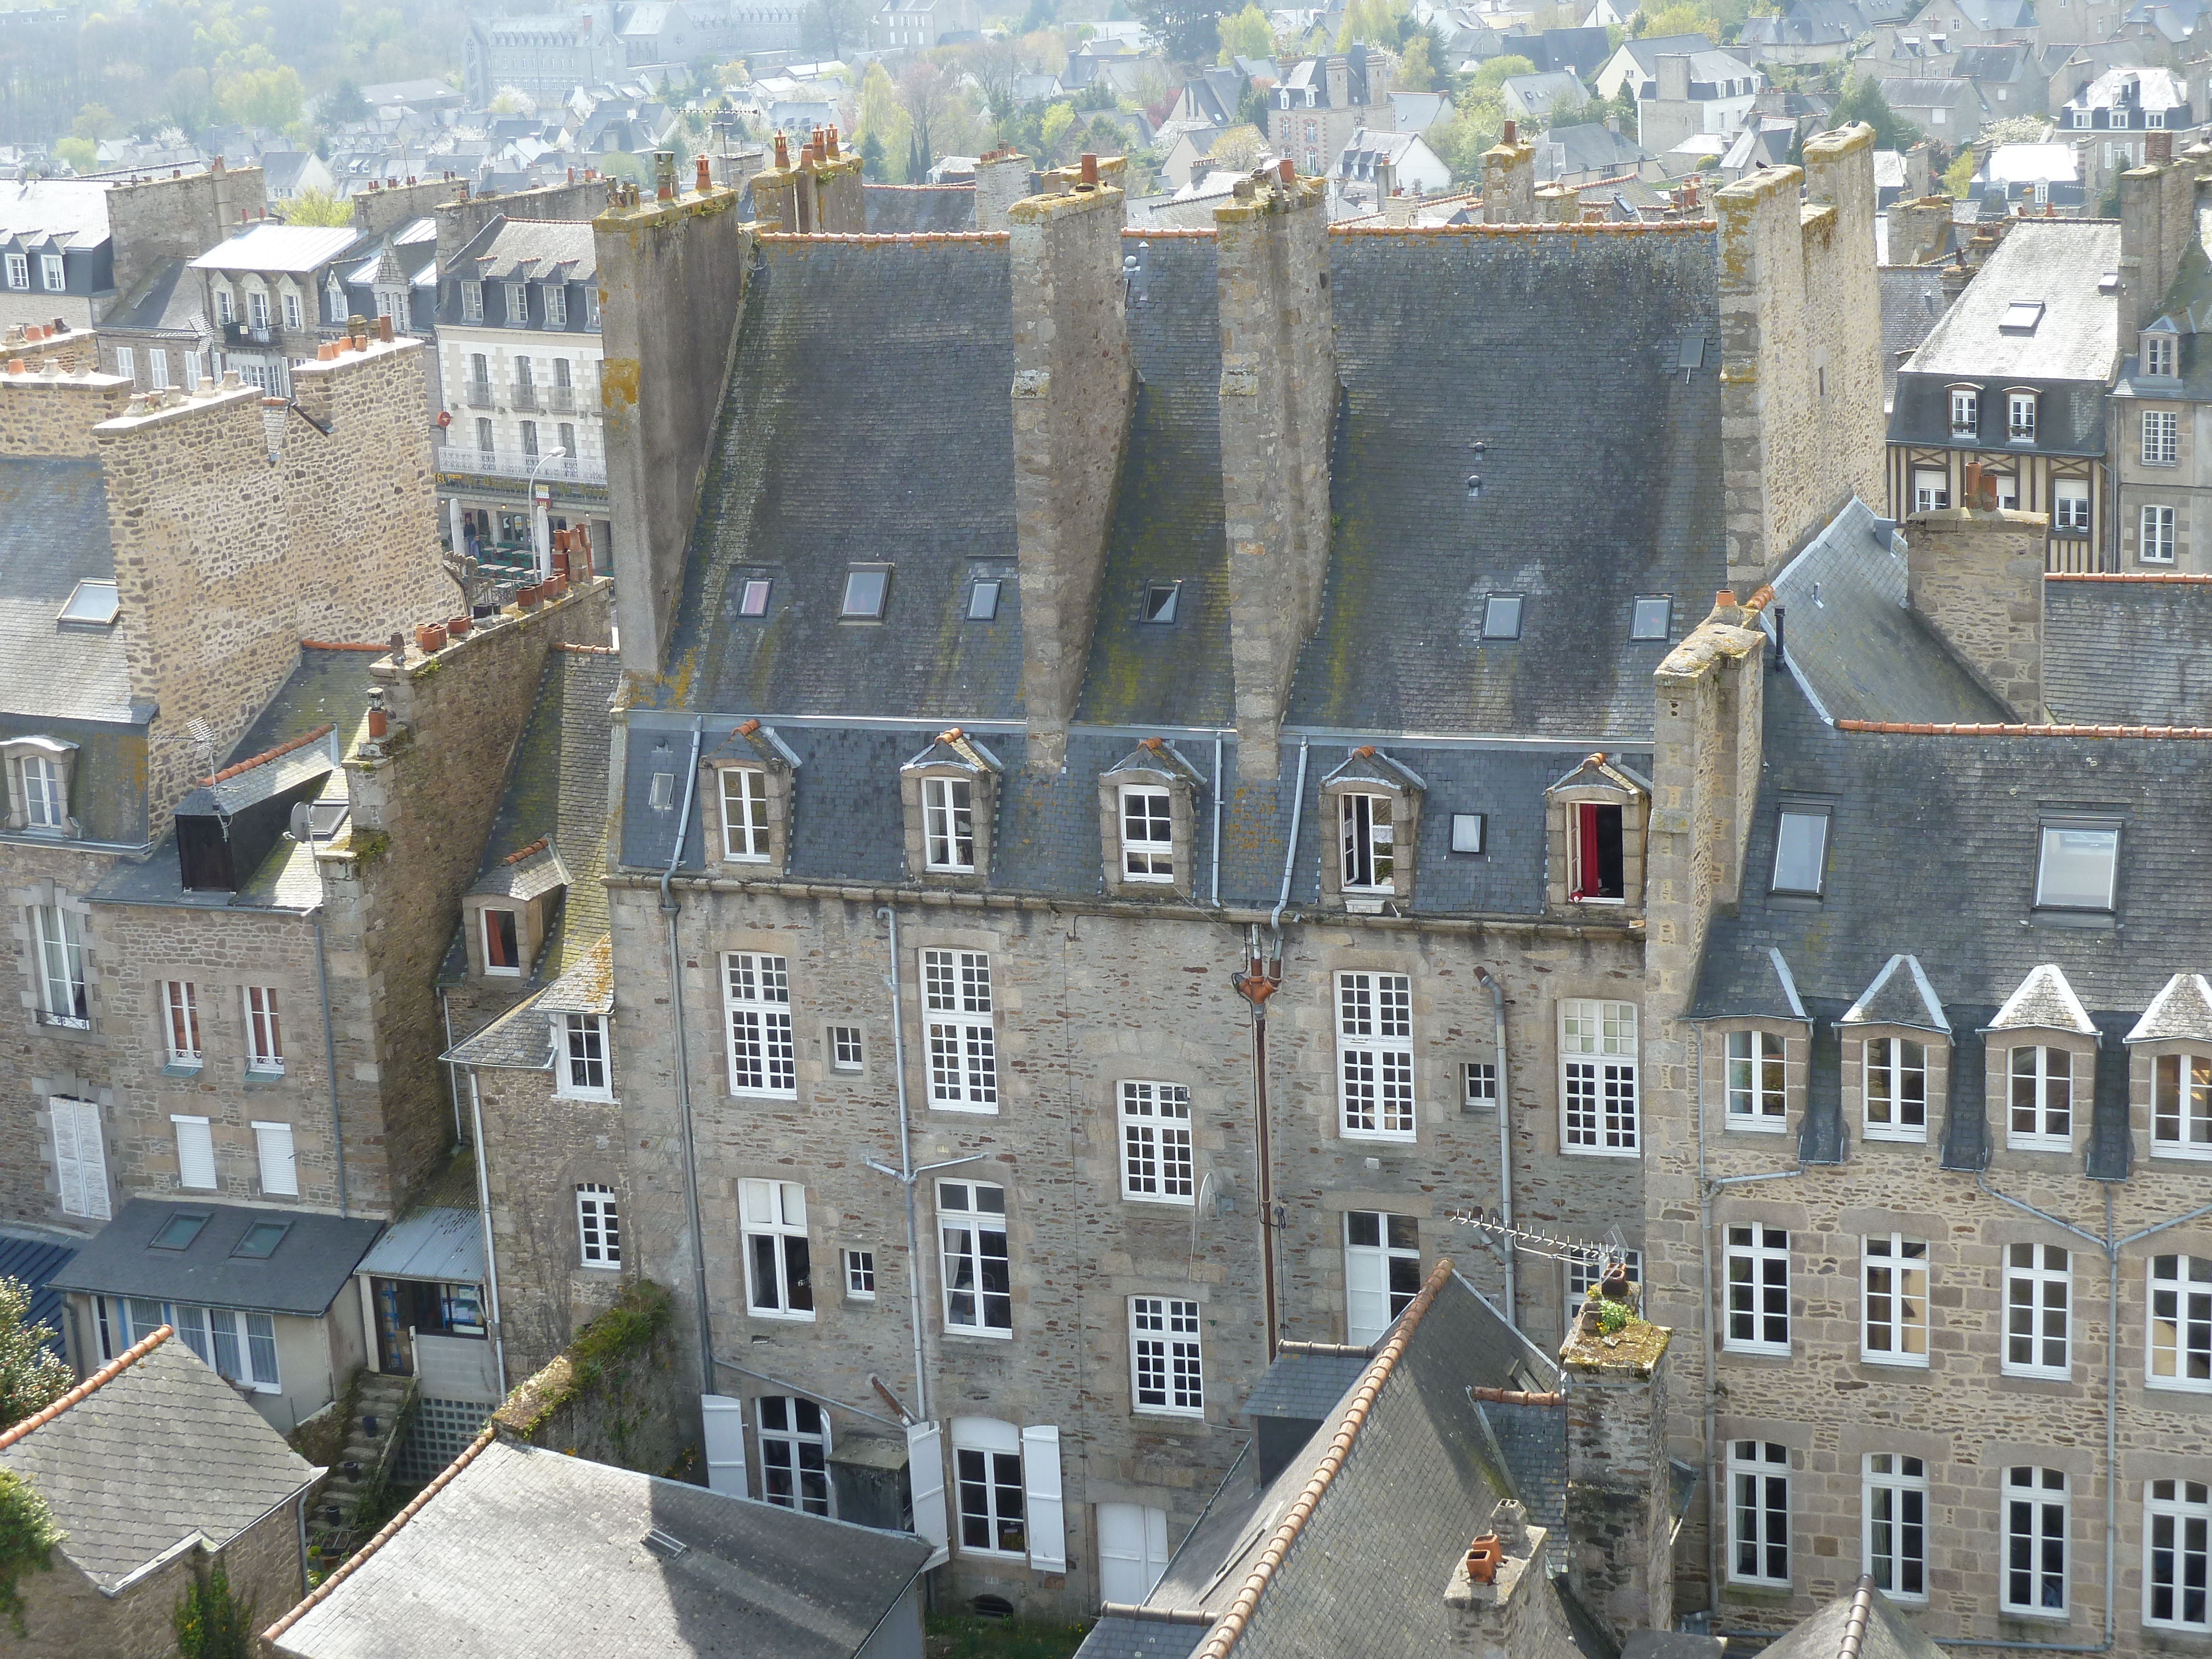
[[463, 379, 495, 409], [512, 385, 543, 413], [547, 387, 577, 414], [437, 445, 606, 486], [223, 320, 273, 346]]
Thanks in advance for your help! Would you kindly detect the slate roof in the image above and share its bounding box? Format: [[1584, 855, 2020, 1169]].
[[1877, 266, 1949, 403], [0, 180, 111, 249], [1758, 1583, 1948, 1659], [451, 215, 598, 284], [1843, 954, 1952, 1031], [0, 1233, 77, 1358], [1240, 1349, 1371, 1418], [0, 1333, 317, 1593], [2043, 577, 2212, 726], [47, 1199, 382, 1317], [1989, 962, 2096, 1033], [862, 183, 977, 232], [2128, 972, 2212, 1042], [0, 456, 130, 724], [268, 1438, 933, 1659], [1894, 218, 2120, 389], [104, 256, 204, 335], [1765, 496, 2008, 726], [1542, 122, 1652, 175], [190, 223, 360, 275]]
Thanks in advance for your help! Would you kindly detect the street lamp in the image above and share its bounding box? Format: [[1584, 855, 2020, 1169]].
[[524, 447, 567, 581]]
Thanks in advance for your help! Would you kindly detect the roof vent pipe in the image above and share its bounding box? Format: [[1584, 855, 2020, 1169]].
[[1771, 604, 1786, 671]]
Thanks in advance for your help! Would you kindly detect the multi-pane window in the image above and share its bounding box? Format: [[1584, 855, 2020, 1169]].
[[162, 981, 202, 1066], [923, 949, 996, 1110], [1913, 468, 1950, 512], [1130, 1296, 1203, 1415], [1729, 1441, 1790, 1585], [2008, 1047, 2073, 1151], [1950, 388, 1979, 435], [17, 754, 61, 828], [546, 285, 568, 326], [723, 952, 795, 1097], [2150, 1255, 2212, 1391], [2146, 1479, 2212, 1630], [577, 1183, 620, 1265], [49, 1097, 107, 1221], [252, 1121, 296, 1197], [1465, 1061, 1497, 1107], [561, 1013, 609, 1098], [2147, 333, 2180, 377], [1725, 1030, 1786, 1128], [758, 1396, 831, 1515], [2007, 391, 2037, 441], [938, 1180, 1011, 1334], [161, 1303, 279, 1390], [1863, 1235, 1929, 1366], [1339, 792, 1394, 891], [2055, 481, 2090, 532], [1337, 972, 1415, 1139], [1863, 1036, 1927, 1141], [1120, 786, 1173, 883], [34, 903, 87, 1026], [1119, 1081, 1193, 1203], [1344, 1212, 1421, 1345], [1864, 1454, 1927, 1601], [505, 281, 528, 324], [843, 1248, 875, 1297], [244, 987, 283, 1074], [721, 767, 769, 862], [1561, 999, 1638, 1154], [2004, 1467, 2068, 1616], [829, 1025, 864, 1071], [3, 252, 24, 288], [921, 776, 975, 872], [740, 1178, 812, 1318], [281, 291, 302, 331], [2146, 409, 2180, 465], [1567, 1248, 1641, 1302], [39, 254, 61, 293], [956, 1438, 1026, 1555], [1725, 1224, 1791, 1355], [2154, 1055, 2212, 1157], [2143, 504, 2178, 562], [2005, 1244, 2070, 1379]]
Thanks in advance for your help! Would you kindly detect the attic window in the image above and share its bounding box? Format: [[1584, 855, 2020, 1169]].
[[841, 566, 890, 620], [2000, 300, 2046, 334], [1630, 596, 1672, 641], [1676, 336, 1706, 372], [1771, 804, 1830, 896], [738, 578, 771, 618], [1142, 582, 1181, 624], [648, 771, 675, 811], [150, 1211, 210, 1250], [2035, 820, 2119, 912], [58, 578, 118, 626], [643, 1527, 689, 1559], [1569, 804, 1624, 902], [1482, 594, 1524, 640], [232, 1219, 290, 1259], [1450, 812, 1486, 854], [969, 580, 1001, 621]]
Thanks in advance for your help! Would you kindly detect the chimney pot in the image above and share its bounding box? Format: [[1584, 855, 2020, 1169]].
[[1715, 588, 1738, 609], [1465, 1536, 1502, 1586], [377, 315, 394, 342], [1081, 152, 1099, 185], [775, 131, 790, 169], [697, 155, 712, 192], [827, 124, 841, 159], [1503, 118, 1517, 145], [1279, 157, 1295, 183]]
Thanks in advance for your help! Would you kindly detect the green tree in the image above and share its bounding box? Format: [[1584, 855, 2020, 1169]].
[[71, 102, 121, 142], [1942, 146, 1976, 196], [1217, 2, 1272, 62], [802, 0, 870, 60], [53, 137, 96, 174], [855, 60, 913, 177], [0, 1467, 59, 1637], [1039, 98, 1076, 163], [0, 1281, 67, 1432], [1833, 72, 1921, 149], [282, 188, 353, 227], [174, 1564, 254, 1659], [1636, 2, 1722, 40], [1210, 121, 1265, 170], [1470, 53, 1537, 91], [1397, 33, 1438, 91], [323, 78, 369, 124], [1131, 0, 1230, 64], [215, 64, 305, 130], [1337, 0, 1407, 49], [1435, 82, 1507, 179]]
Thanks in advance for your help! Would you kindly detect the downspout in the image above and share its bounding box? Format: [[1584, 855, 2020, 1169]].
[[467, 1070, 508, 1396], [660, 718, 711, 1395], [1269, 737, 1310, 932], [311, 915, 348, 1218], [1472, 964, 1515, 1326], [1232, 928, 1284, 1357], [878, 904, 930, 1423], [440, 987, 462, 1147], [1211, 736, 1223, 909]]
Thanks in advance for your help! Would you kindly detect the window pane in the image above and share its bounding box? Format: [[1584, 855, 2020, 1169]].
[[841, 568, 888, 617], [1772, 811, 1828, 894], [2037, 827, 2117, 909]]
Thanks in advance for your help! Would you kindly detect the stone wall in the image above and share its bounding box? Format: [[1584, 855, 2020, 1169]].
[[1561, 1291, 1673, 1640], [0, 368, 132, 459], [489, 1281, 691, 1478], [2119, 143, 2198, 335], [1903, 504, 2048, 718], [105, 160, 267, 310], [2, 325, 99, 377], [352, 174, 466, 243]]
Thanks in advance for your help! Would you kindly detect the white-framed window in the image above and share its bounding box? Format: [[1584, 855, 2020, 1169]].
[[147, 350, 168, 390], [327, 282, 346, 324], [2147, 333, 2179, 377], [577, 1182, 620, 1265], [1729, 1441, 1791, 1586], [2154, 1054, 2212, 1157], [2146, 409, 2180, 464], [2038, 822, 2119, 910], [1863, 1234, 1930, 1366], [38, 254, 61, 292], [1129, 1296, 1203, 1415], [923, 949, 996, 1111], [2004, 1467, 2069, 1617], [1119, 1081, 1193, 1203], [723, 952, 795, 1097], [2070, 107, 2089, 128], [2150, 1254, 2212, 1391], [1950, 388, 1979, 435], [1339, 792, 1395, 891], [1561, 998, 1639, 1155], [173, 1114, 216, 1190], [953, 1420, 1027, 1556], [2055, 479, 2090, 532], [2005, 1243, 2069, 1379], [114, 346, 134, 383], [546, 284, 568, 326], [2008, 391, 2037, 441], [252, 1120, 296, 1197], [33, 902, 87, 1027], [1567, 1248, 1641, 1302], [462, 280, 483, 321], [1567, 801, 1624, 900], [161, 980, 202, 1067], [828, 1025, 864, 1071], [1725, 1030, 1786, 1129], [1724, 1223, 1791, 1355], [1771, 805, 1828, 894], [160, 1303, 279, 1391], [15, 753, 62, 829], [2146, 1478, 2212, 1630], [1119, 785, 1173, 883], [481, 907, 521, 975], [844, 1247, 875, 1297], [3, 252, 24, 289], [2008, 1046, 2074, 1150], [2142, 504, 2177, 563], [281, 291, 301, 331], [49, 1097, 108, 1221], [215, 288, 234, 324], [1864, 1454, 1928, 1602], [720, 766, 770, 862], [740, 1178, 813, 1319], [1465, 1061, 1497, 1106], [938, 1179, 1011, 1335], [182, 352, 199, 391], [1991, 472, 2018, 509], [243, 985, 282, 1074], [1345, 1211, 1421, 1346], [1337, 971, 1415, 1139], [921, 776, 974, 873], [559, 1012, 611, 1097], [505, 281, 528, 324], [759, 1395, 832, 1514], [1862, 1036, 1927, 1141], [248, 291, 268, 332], [1913, 468, 1950, 512]]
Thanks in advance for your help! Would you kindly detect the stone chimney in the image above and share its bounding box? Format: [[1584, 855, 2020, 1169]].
[[754, 131, 817, 231], [975, 148, 1031, 232], [1656, 53, 1692, 102], [1008, 154, 1135, 773], [1905, 137, 1934, 199], [1480, 121, 1535, 223], [1535, 184, 1578, 223], [1325, 54, 1350, 108], [1888, 195, 1952, 266], [1559, 1276, 1676, 1643], [812, 126, 865, 232], [1904, 483, 2047, 719], [1443, 1500, 1580, 1658], [2120, 139, 2195, 332], [1215, 164, 1335, 781]]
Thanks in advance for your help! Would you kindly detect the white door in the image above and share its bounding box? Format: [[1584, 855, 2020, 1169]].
[[1097, 1501, 1171, 1605]]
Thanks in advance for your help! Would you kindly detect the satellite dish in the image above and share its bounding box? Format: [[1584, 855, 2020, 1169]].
[[289, 802, 315, 842]]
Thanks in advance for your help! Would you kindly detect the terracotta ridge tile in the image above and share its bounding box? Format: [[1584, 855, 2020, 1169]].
[[1836, 719, 2212, 738], [501, 835, 550, 865], [0, 1325, 170, 1451], [203, 724, 335, 786]]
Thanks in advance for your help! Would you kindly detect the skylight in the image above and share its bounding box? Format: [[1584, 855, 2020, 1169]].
[[1482, 594, 1523, 640], [737, 578, 771, 618], [57, 578, 118, 626], [1451, 812, 1486, 854], [1771, 805, 1830, 896], [150, 1211, 211, 1250], [841, 566, 889, 620], [2036, 822, 2119, 911], [968, 579, 1001, 621], [231, 1219, 290, 1259], [1631, 596, 1673, 641], [1142, 582, 1181, 624], [2000, 300, 2046, 334]]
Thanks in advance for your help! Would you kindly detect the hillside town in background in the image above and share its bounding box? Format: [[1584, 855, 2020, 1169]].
[[0, 0, 2206, 1654]]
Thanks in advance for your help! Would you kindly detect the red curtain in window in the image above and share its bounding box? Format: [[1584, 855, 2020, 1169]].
[[1573, 804, 1600, 901]]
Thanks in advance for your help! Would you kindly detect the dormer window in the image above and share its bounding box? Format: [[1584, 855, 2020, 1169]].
[[505, 281, 528, 325], [2007, 391, 2037, 443], [3, 736, 77, 836], [722, 766, 770, 862], [1546, 753, 1650, 912], [1340, 793, 1394, 891], [2035, 820, 2119, 913], [1950, 388, 1979, 435], [923, 777, 973, 872], [1120, 786, 1173, 881], [1099, 739, 1203, 900], [462, 280, 483, 321], [546, 283, 568, 326], [1318, 748, 1424, 909], [17, 753, 61, 830], [1572, 803, 1624, 900], [482, 907, 521, 974], [901, 729, 1001, 886], [2146, 332, 2179, 377]]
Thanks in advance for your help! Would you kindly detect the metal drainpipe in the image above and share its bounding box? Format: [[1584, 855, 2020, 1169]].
[[659, 719, 712, 1395], [878, 904, 930, 1423], [1269, 737, 1310, 932], [1210, 736, 1223, 909], [467, 1069, 508, 1396], [1472, 964, 1515, 1325], [311, 914, 348, 1218], [440, 987, 462, 1147]]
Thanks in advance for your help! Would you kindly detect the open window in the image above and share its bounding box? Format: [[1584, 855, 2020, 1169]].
[[1318, 747, 1425, 910], [900, 728, 1003, 888], [1547, 753, 1650, 912], [1571, 803, 1624, 901]]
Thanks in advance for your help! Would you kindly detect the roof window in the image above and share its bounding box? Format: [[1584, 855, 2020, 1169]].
[[2036, 820, 2118, 912], [1450, 812, 1486, 854], [968, 579, 1001, 621], [1482, 593, 1524, 640], [2000, 300, 2046, 334], [1142, 582, 1181, 624], [841, 566, 890, 620], [737, 577, 771, 618], [1630, 596, 1673, 641], [1771, 803, 1830, 896], [58, 578, 118, 627], [232, 1218, 290, 1259], [150, 1210, 211, 1250]]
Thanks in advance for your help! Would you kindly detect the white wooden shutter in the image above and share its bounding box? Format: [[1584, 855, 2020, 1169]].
[[171, 1115, 216, 1190], [905, 1418, 949, 1566], [1097, 1503, 1151, 1605], [72, 1103, 109, 1220], [1345, 1236, 1389, 1348], [50, 1103, 84, 1218], [701, 1394, 749, 1496], [1022, 1423, 1066, 1573], [252, 1122, 298, 1197]]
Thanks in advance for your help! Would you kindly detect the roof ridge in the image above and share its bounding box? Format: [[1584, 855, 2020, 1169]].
[[0, 1324, 169, 1450], [1333, 220, 1715, 237], [1838, 1574, 1878, 1659], [1194, 1256, 1454, 1659], [2047, 571, 2212, 585], [1838, 718, 2212, 737], [502, 834, 550, 865], [551, 641, 618, 655], [261, 1421, 499, 1645], [205, 722, 333, 786]]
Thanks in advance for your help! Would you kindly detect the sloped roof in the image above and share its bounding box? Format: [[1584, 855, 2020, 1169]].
[[190, 223, 360, 275], [1990, 962, 2097, 1033], [451, 215, 597, 283], [105, 256, 205, 334], [0, 1234, 76, 1358], [1757, 1582, 1948, 1659], [2043, 576, 2212, 727], [0, 456, 131, 724], [2127, 971, 2212, 1042], [0, 180, 111, 249], [862, 184, 977, 232], [357, 1206, 484, 1284], [1844, 953, 1953, 1031], [0, 1332, 316, 1593], [1900, 218, 2120, 384], [48, 1199, 382, 1317]]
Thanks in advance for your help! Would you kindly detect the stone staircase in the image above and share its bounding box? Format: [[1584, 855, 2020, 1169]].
[[306, 1371, 415, 1571]]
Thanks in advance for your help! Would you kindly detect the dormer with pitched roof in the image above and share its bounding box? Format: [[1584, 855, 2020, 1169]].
[[900, 728, 1004, 888], [1840, 954, 1952, 1151], [1318, 745, 1425, 911], [1097, 737, 1207, 900], [1545, 752, 1651, 914], [1985, 963, 2098, 1162]]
